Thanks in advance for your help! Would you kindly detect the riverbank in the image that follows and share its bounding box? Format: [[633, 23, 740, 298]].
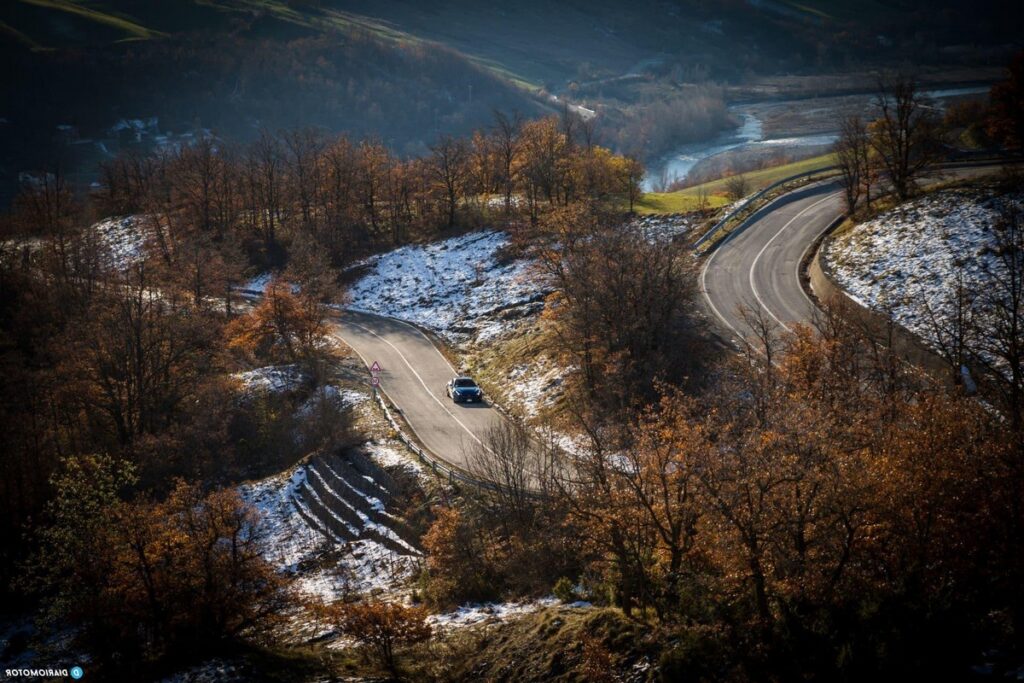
[[643, 83, 991, 192]]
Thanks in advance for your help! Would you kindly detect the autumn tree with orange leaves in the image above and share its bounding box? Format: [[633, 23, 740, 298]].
[[315, 599, 431, 674], [227, 278, 328, 363], [25, 456, 292, 672], [552, 308, 1022, 679]]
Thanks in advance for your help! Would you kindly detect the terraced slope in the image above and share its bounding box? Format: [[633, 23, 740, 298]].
[[292, 450, 420, 556]]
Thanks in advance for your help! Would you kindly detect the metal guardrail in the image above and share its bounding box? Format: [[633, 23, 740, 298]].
[[373, 388, 553, 499], [692, 165, 840, 251], [373, 390, 501, 493], [691, 152, 1022, 254]]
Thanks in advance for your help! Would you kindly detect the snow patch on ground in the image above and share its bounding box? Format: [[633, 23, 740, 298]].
[[240, 468, 329, 574], [92, 215, 150, 270], [826, 187, 1022, 366], [345, 231, 549, 344], [630, 213, 694, 242], [364, 441, 427, 482], [427, 598, 560, 631], [0, 236, 45, 264], [159, 659, 247, 683], [548, 430, 591, 457], [239, 467, 417, 602], [232, 364, 308, 395], [427, 597, 593, 632], [241, 272, 272, 293], [503, 359, 567, 419], [294, 385, 367, 418]]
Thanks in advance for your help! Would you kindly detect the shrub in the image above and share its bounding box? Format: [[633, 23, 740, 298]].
[[554, 576, 577, 603], [318, 599, 431, 673]]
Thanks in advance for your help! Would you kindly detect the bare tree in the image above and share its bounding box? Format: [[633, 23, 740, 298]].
[[16, 167, 78, 285], [619, 157, 645, 213], [870, 75, 942, 201], [696, 183, 711, 216], [468, 421, 537, 531], [210, 142, 241, 242], [245, 130, 286, 248], [97, 151, 163, 216], [834, 114, 873, 214], [492, 111, 523, 216], [428, 135, 470, 228], [922, 263, 978, 389], [976, 202, 1024, 432], [356, 139, 390, 238], [738, 303, 781, 426], [171, 138, 218, 235], [282, 128, 325, 231], [725, 173, 750, 202]]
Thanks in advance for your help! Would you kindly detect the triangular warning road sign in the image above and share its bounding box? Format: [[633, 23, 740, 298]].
[[370, 361, 382, 374]]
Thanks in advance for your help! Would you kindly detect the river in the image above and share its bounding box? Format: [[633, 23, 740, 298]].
[[643, 85, 991, 191]]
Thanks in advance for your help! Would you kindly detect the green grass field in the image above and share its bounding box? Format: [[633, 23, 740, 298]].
[[636, 153, 837, 215]]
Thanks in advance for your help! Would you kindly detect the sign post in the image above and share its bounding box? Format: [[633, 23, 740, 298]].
[[370, 361, 381, 396]]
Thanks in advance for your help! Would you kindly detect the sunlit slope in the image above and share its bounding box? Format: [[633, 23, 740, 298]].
[[636, 153, 837, 214], [6, 0, 1015, 87]]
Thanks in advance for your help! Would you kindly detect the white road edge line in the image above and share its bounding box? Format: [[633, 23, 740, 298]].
[[333, 325, 470, 473], [369, 313, 461, 375], [700, 191, 810, 343], [335, 318, 494, 454], [748, 193, 838, 333], [795, 196, 843, 312], [700, 208, 757, 344]]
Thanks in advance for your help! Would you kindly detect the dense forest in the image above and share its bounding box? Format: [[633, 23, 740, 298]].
[[0, 108, 641, 637]]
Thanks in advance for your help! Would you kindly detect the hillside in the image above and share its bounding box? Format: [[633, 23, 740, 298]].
[[825, 180, 1024, 380], [322, 0, 1020, 88], [1, 0, 1018, 205], [0, 1, 544, 204]]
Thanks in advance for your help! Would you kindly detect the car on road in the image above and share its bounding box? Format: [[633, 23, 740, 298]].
[[446, 376, 483, 404]]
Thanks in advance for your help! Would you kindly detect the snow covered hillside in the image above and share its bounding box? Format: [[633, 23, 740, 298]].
[[503, 358, 568, 419], [631, 213, 694, 243], [1, 215, 150, 271], [825, 186, 1023, 364], [92, 216, 150, 270], [232, 364, 310, 396], [345, 231, 549, 344], [238, 442, 422, 602]]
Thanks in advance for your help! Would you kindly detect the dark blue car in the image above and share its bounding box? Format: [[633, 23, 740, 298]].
[[446, 376, 483, 404]]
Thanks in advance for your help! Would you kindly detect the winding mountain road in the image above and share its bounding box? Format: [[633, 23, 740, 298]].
[[332, 310, 504, 473], [701, 165, 1003, 348], [332, 165, 1004, 475], [701, 181, 843, 344]]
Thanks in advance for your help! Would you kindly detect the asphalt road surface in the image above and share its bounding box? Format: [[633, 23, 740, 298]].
[[702, 166, 1002, 348], [701, 180, 844, 346], [333, 166, 1003, 473], [332, 310, 505, 473]]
